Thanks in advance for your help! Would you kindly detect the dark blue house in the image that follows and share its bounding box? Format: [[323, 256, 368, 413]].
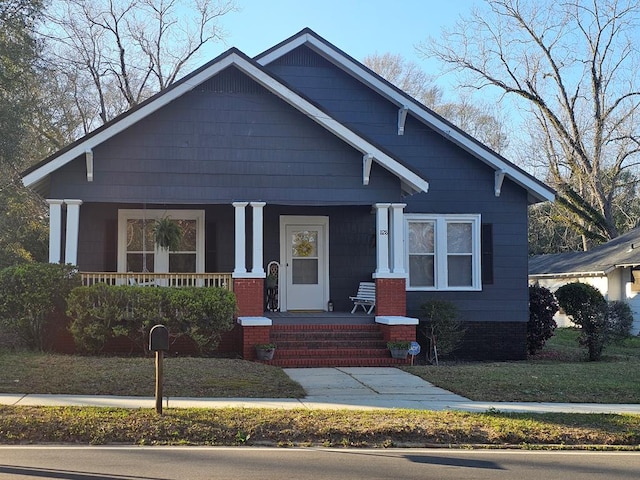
[[22, 29, 554, 363]]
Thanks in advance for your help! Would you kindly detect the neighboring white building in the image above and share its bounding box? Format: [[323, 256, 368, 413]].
[[529, 228, 640, 335]]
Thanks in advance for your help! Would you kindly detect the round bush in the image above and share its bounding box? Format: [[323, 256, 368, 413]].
[[527, 284, 558, 355], [555, 282, 607, 361]]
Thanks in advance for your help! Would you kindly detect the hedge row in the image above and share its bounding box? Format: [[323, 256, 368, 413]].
[[67, 284, 236, 355], [0, 263, 81, 350]]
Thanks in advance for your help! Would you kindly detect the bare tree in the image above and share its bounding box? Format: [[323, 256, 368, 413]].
[[363, 52, 442, 107], [437, 95, 509, 154], [364, 52, 509, 153], [421, 0, 640, 248], [41, 0, 236, 132]]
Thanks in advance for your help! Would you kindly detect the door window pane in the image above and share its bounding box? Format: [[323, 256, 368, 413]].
[[292, 230, 318, 258], [292, 259, 318, 284]]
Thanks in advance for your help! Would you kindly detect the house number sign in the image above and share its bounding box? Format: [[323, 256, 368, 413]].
[[379, 230, 388, 235]]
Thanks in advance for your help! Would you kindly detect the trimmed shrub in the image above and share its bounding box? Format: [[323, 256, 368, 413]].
[[419, 300, 466, 364], [555, 282, 608, 361], [527, 284, 558, 355], [607, 301, 633, 342], [67, 284, 236, 355], [0, 263, 81, 350], [165, 287, 237, 354]]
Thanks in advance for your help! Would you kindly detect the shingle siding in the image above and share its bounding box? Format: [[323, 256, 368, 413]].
[[50, 67, 401, 205], [267, 46, 530, 324]]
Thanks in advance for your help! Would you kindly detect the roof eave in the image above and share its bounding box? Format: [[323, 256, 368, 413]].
[[257, 30, 555, 204], [23, 46, 429, 195]]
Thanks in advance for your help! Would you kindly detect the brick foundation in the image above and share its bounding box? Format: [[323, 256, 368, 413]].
[[234, 278, 265, 316], [453, 321, 527, 361], [378, 324, 416, 343], [375, 278, 406, 316], [241, 325, 271, 360]]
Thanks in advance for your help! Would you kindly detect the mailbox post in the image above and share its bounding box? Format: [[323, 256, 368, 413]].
[[149, 325, 169, 414]]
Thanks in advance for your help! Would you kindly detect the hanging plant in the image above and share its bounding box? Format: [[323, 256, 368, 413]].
[[153, 217, 182, 250]]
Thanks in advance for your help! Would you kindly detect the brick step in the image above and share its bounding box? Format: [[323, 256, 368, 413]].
[[272, 340, 387, 349], [272, 347, 390, 359], [256, 322, 412, 367], [271, 326, 383, 341], [270, 325, 381, 333], [263, 356, 410, 367], [270, 333, 384, 342]]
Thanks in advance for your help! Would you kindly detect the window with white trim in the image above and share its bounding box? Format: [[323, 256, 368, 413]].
[[406, 214, 481, 291], [117, 209, 205, 274]]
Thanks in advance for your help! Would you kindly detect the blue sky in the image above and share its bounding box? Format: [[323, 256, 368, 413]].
[[203, 0, 479, 80]]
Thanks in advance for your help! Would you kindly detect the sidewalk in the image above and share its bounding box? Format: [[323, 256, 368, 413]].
[[1, 367, 639, 414]]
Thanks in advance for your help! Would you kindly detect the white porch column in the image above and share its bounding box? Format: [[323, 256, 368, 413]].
[[233, 202, 248, 276], [374, 203, 391, 275], [390, 203, 406, 274], [64, 199, 82, 265], [250, 202, 266, 275], [47, 199, 64, 263]]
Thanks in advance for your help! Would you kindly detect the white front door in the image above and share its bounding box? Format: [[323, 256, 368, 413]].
[[280, 216, 329, 311]]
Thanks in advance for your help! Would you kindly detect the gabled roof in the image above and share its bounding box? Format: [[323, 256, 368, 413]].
[[529, 227, 640, 278], [22, 46, 429, 196], [256, 28, 555, 205]]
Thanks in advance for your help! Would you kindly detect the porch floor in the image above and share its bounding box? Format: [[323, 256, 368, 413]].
[[265, 311, 375, 325]]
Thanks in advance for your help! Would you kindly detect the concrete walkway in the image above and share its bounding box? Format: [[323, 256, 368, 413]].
[[1, 367, 639, 414]]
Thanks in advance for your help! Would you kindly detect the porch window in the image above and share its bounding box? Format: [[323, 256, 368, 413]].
[[406, 214, 481, 291], [117, 210, 204, 274]]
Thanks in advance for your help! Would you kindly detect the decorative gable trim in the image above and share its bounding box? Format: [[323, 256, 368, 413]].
[[23, 47, 429, 196], [257, 29, 555, 204]]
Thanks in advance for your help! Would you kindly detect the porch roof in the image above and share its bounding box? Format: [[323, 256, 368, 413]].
[[22, 45, 429, 198]]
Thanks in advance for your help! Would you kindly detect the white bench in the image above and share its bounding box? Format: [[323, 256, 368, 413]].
[[349, 282, 376, 314]]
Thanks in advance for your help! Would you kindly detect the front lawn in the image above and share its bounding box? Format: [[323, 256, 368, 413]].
[[1, 329, 639, 403], [404, 329, 640, 403], [0, 353, 305, 398]]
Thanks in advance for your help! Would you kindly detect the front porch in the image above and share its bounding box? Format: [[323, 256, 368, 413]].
[[68, 199, 418, 364]]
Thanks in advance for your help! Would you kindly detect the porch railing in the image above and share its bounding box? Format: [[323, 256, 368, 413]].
[[80, 272, 233, 290]]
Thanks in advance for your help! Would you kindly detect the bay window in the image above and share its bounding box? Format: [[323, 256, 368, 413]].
[[406, 214, 481, 291]]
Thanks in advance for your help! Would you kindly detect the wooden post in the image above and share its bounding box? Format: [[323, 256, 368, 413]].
[[155, 350, 164, 415]]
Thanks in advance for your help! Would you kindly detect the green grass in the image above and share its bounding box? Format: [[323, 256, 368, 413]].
[[404, 329, 640, 403], [2, 332, 640, 448], [0, 352, 305, 398], [1, 406, 638, 448]]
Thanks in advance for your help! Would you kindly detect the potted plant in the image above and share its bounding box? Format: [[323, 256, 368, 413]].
[[153, 217, 182, 250], [255, 343, 276, 361], [387, 340, 411, 359]]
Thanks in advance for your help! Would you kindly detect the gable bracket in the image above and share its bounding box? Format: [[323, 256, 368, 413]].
[[85, 150, 94, 182], [495, 170, 505, 197], [363, 153, 374, 186], [397, 106, 409, 135]]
